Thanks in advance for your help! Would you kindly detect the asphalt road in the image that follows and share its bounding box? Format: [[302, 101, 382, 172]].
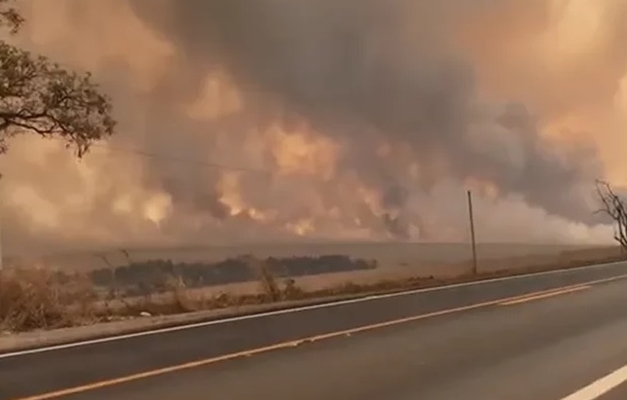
[[597, 383, 627, 400], [3, 261, 627, 400]]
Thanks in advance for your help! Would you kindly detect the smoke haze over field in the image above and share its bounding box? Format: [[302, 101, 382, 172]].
[[1, 0, 627, 255]]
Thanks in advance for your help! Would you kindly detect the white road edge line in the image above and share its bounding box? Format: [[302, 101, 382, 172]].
[[0, 260, 624, 359], [560, 364, 627, 400]]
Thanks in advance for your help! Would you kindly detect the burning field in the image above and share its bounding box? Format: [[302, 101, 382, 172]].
[[1, 0, 627, 257]]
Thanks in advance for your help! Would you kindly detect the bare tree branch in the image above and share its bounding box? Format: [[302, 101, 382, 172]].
[[595, 179, 627, 251]]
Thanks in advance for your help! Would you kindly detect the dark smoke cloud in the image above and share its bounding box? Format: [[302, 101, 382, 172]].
[[128, 0, 605, 228]]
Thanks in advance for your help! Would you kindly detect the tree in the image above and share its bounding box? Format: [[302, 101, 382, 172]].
[[0, 0, 115, 157], [595, 180, 627, 251]]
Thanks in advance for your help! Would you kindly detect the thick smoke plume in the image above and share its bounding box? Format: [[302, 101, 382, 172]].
[[130, 0, 615, 221], [2, 0, 626, 256]]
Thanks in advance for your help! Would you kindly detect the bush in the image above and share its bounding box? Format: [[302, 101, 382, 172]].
[[0, 268, 97, 332]]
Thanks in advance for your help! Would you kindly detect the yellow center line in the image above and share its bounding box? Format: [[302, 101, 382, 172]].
[[499, 285, 591, 306], [11, 273, 627, 400], [492, 283, 589, 304]]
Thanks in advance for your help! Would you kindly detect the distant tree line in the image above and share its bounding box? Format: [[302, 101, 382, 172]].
[[89, 255, 377, 295]]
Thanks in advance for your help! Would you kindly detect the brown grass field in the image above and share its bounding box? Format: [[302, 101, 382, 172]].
[[1, 243, 624, 333]]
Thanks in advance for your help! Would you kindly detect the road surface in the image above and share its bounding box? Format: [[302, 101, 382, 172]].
[[3, 261, 627, 400]]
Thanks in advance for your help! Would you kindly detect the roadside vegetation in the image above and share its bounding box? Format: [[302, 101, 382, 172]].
[[2, 248, 626, 333]]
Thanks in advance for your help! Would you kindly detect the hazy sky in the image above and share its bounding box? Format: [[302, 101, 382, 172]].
[[1, 0, 626, 255]]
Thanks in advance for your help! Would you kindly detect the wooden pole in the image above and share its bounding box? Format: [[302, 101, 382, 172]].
[[0, 174, 3, 271], [467, 190, 478, 275]]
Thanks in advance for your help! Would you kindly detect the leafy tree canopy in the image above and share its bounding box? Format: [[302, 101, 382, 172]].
[[0, 0, 115, 157]]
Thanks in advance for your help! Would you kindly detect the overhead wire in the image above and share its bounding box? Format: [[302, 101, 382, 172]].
[[48, 137, 274, 176]]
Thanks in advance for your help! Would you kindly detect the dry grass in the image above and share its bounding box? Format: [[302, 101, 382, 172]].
[[0, 268, 99, 332], [1, 247, 625, 333]]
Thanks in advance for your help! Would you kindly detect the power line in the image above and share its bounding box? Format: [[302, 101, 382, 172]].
[[98, 143, 272, 175], [50, 137, 274, 176]]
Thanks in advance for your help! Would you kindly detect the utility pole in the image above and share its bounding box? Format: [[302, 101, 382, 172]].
[[0, 173, 3, 271], [467, 190, 477, 275], [0, 208, 3, 271], [0, 215, 3, 271]]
